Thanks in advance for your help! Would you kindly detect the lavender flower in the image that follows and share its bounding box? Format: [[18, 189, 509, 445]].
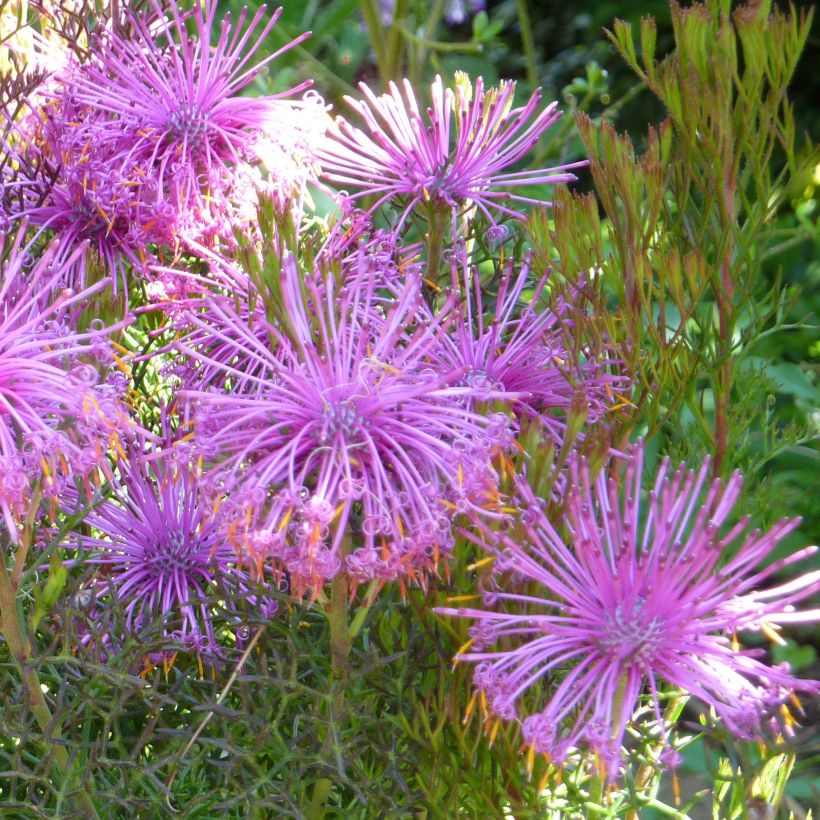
[[68, 0, 312, 237], [14, 101, 172, 293], [318, 73, 585, 229], [178, 251, 510, 595], [437, 443, 820, 779], [0, 223, 131, 539], [442, 0, 486, 26], [6, 1, 325, 288], [69, 428, 268, 657], [429, 257, 622, 443]]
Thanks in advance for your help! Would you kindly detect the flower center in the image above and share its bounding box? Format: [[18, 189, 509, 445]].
[[416, 160, 458, 203], [148, 529, 202, 574], [320, 392, 366, 444], [73, 197, 111, 235], [598, 597, 665, 663], [168, 102, 209, 139]]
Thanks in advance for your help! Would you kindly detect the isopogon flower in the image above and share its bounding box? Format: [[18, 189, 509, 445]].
[[437, 442, 820, 780], [68, 0, 312, 240], [178, 251, 512, 596], [428, 256, 623, 443], [0, 223, 131, 539], [13, 99, 173, 294], [318, 73, 585, 230], [67, 427, 271, 657]]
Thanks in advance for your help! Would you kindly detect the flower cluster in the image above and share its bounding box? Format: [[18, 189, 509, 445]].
[[68, 0, 315, 237], [16, 99, 175, 293], [4, 1, 817, 800], [6, 0, 324, 294]]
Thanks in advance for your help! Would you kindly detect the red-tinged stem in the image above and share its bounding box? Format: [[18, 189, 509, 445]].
[[714, 164, 738, 476]]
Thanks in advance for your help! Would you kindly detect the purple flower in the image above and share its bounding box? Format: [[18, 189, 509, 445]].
[[7, 0, 324, 288], [178, 251, 511, 596], [68, 0, 312, 237], [318, 73, 585, 229], [0, 223, 131, 539], [442, 0, 486, 26], [148, 258, 273, 391], [437, 442, 820, 779], [68, 426, 268, 657], [14, 101, 172, 294], [428, 257, 623, 443]]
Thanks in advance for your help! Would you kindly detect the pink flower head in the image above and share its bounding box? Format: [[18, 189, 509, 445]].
[[178, 251, 512, 596], [429, 256, 623, 443], [0, 223, 132, 539], [14, 99, 172, 294], [318, 73, 585, 230], [437, 442, 820, 780], [69, 0, 311, 238]]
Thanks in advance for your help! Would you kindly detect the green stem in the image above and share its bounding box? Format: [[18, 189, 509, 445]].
[[398, 25, 484, 53], [358, 0, 390, 85], [347, 579, 378, 641], [760, 231, 813, 261], [626, 693, 689, 820], [12, 486, 41, 588], [516, 0, 539, 91], [588, 777, 605, 818], [713, 163, 738, 477], [307, 540, 353, 819], [328, 566, 352, 686], [384, 0, 409, 81], [0, 546, 100, 818], [589, 675, 630, 818], [426, 204, 450, 293]]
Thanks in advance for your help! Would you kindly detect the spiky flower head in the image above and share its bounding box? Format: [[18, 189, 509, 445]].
[[67, 0, 313, 239], [68, 424, 270, 657], [11, 97, 173, 294], [428, 257, 624, 444], [318, 73, 585, 230], [178, 251, 511, 596], [0, 223, 131, 540], [437, 442, 820, 780]]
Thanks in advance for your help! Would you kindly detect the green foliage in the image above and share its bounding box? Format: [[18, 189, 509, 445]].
[[540, 0, 817, 494]]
